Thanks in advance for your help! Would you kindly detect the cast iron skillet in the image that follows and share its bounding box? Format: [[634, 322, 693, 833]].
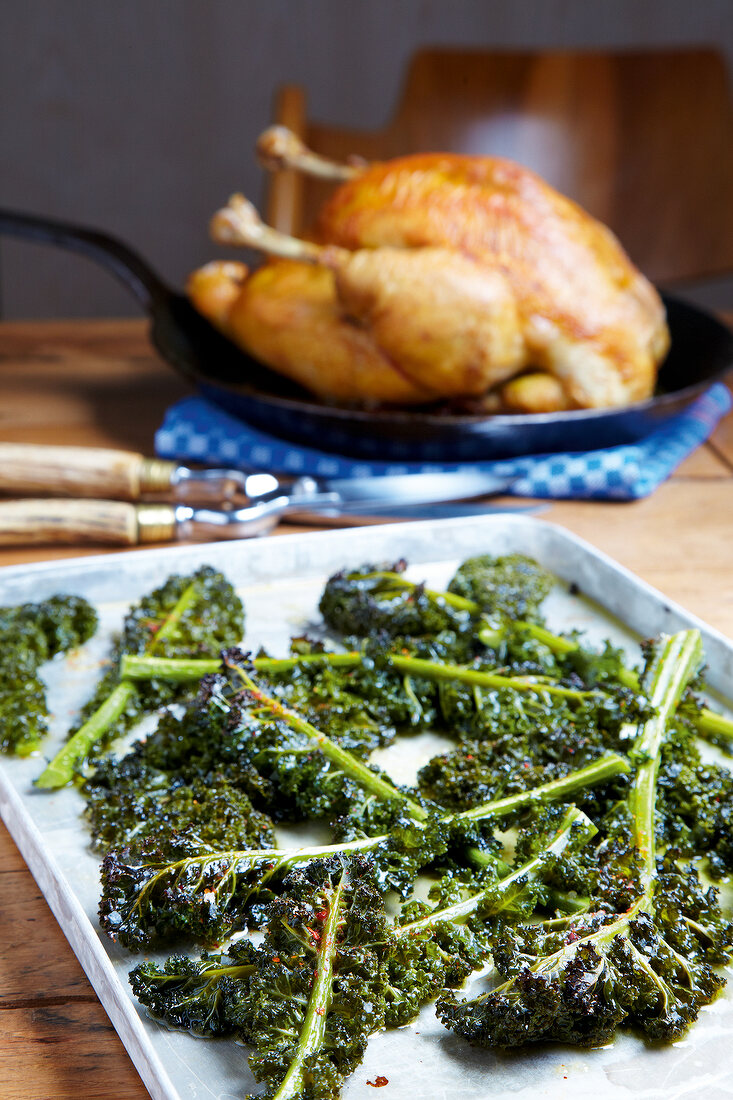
[[2, 208, 731, 462]]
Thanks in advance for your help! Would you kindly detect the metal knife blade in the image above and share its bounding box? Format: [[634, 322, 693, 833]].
[[266, 469, 514, 511], [286, 500, 544, 525]]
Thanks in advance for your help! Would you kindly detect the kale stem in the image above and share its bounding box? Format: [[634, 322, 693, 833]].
[[398, 805, 595, 935], [118, 649, 733, 757], [35, 681, 138, 790], [149, 583, 202, 650], [478, 630, 702, 991], [388, 654, 601, 701], [119, 651, 362, 682], [456, 752, 630, 823], [36, 581, 200, 790], [628, 629, 703, 886], [255, 652, 361, 673], [692, 706, 733, 744], [361, 571, 477, 612], [228, 661, 429, 821], [514, 621, 579, 655], [540, 892, 590, 920], [272, 873, 346, 1100], [121, 655, 219, 681]]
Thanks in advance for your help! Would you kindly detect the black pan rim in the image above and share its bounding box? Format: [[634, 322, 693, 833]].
[[196, 292, 733, 430]]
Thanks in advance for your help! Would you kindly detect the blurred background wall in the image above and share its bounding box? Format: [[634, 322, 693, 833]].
[[1, 0, 732, 319]]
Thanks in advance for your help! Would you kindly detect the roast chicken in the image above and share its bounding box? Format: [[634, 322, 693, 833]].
[[188, 127, 670, 411]]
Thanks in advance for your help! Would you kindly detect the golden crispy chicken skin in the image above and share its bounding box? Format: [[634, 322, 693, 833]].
[[315, 153, 669, 409], [188, 260, 433, 404], [189, 134, 670, 412]]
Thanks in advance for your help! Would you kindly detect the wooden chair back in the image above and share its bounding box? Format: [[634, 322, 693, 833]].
[[265, 48, 733, 284]]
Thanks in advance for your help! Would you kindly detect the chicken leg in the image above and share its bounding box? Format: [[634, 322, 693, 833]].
[[209, 194, 525, 400]]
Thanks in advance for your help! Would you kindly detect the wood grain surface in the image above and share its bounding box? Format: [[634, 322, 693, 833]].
[[0, 317, 732, 1099]]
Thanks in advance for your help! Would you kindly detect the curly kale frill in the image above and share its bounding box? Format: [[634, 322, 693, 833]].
[[262, 635, 439, 744], [439, 857, 732, 1047], [129, 940, 258, 1036], [131, 857, 388, 1100], [186, 657, 428, 825], [318, 554, 555, 651], [98, 808, 447, 953], [0, 594, 98, 755], [36, 566, 245, 789], [100, 835, 286, 950], [239, 859, 387, 1099], [87, 687, 277, 811], [319, 558, 473, 642], [447, 553, 554, 622], [79, 565, 244, 744], [83, 757, 275, 856], [656, 724, 733, 879], [383, 805, 596, 1028], [416, 690, 640, 817]]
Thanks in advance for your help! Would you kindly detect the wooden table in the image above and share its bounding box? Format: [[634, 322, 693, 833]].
[[1, 319, 732, 1099]]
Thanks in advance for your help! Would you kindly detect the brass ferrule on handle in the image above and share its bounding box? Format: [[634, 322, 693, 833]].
[[135, 503, 178, 543], [137, 458, 179, 495]]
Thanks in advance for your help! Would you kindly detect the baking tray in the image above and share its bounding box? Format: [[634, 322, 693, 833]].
[[1, 515, 733, 1100]]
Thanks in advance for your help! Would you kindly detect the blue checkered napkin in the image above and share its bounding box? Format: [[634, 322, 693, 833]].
[[155, 383, 731, 501]]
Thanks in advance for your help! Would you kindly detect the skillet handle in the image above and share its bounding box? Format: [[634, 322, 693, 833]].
[[0, 208, 172, 313]]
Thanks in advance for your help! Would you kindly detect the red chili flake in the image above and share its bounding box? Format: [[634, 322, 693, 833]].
[[316, 908, 329, 922], [316, 1006, 325, 1016], [272, 956, 280, 963], [367, 1077, 389, 1088], [565, 930, 579, 944], [465, 754, 474, 761], [307, 927, 322, 943]]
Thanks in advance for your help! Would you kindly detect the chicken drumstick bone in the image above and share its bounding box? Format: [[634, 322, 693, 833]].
[[256, 126, 361, 181]]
